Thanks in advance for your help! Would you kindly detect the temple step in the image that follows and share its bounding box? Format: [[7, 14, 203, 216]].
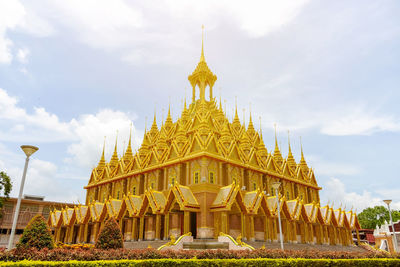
[[183, 241, 229, 250]]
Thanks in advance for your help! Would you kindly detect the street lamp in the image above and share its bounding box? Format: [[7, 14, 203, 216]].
[[272, 181, 284, 250], [7, 145, 39, 250], [383, 199, 398, 252]]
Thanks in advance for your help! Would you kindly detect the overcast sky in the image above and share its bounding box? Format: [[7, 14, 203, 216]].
[[0, 0, 399, 211]]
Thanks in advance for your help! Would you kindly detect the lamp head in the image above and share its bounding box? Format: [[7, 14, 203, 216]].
[[271, 181, 281, 190], [383, 199, 392, 205], [20, 145, 39, 157]]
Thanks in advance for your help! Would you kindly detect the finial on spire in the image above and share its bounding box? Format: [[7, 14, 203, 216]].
[[200, 25, 205, 62], [300, 136, 305, 160], [114, 130, 118, 151], [145, 116, 148, 132], [242, 108, 246, 126], [288, 130, 292, 152], [98, 136, 106, 168], [274, 123, 278, 147]]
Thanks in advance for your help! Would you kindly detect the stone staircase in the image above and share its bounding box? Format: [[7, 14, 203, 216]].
[[183, 239, 229, 250], [246, 240, 366, 252], [125, 239, 366, 252]]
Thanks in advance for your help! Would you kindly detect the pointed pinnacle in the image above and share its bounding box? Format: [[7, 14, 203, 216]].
[[200, 25, 205, 62]]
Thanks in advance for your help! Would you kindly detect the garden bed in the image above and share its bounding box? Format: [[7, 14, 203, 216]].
[[1, 258, 400, 266], [0, 247, 395, 262]]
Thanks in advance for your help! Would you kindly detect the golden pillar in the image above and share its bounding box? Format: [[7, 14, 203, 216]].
[[164, 214, 170, 240], [249, 216, 255, 241], [184, 211, 190, 234], [83, 223, 88, 243], [131, 218, 137, 241], [263, 216, 268, 241], [221, 212, 228, 234], [77, 225, 82, 243], [139, 217, 144, 241], [241, 214, 246, 240], [214, 212, 220, 239], [155, 214, 161, 240]]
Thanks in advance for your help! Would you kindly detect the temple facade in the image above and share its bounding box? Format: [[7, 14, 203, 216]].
[[49, 35, 361, 246]]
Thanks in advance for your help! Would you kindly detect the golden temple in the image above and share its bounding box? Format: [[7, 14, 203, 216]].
[[49, 32, 361, 246]]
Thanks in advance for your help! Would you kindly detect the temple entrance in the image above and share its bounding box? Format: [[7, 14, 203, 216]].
[[190, 212, 197, 238]]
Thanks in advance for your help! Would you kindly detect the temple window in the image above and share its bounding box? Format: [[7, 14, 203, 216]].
[[271, 187, 274, 196], [194, 171, 199, 184], [286, 191, 290, 199], [209, 171, 215, 184], [117, 191, 120, 200], [253, 182, 257, 191], [171, 178, 175, 186], [133, 187, 136, 195]]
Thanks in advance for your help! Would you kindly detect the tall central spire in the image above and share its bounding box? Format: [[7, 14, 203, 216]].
[[188, 26, 217, 102], [200, 25, 205, 62]]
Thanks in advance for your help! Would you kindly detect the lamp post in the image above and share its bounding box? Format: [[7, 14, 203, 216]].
[[7, 145, 38, 250], [272, 181, 284, 250], [383, 199, 398, 252]]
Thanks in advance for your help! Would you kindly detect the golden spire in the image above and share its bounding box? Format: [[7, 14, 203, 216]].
[[299, 136, 309, 172], [287, 130, 296, 169], [200, 25, 205, 62], [97, 136, 106, 169], [247, 104, 255, 135], [150, 108, 158, 135], [165, 101, 173, 129], [110, 132, 119, 167], [273, 123, 283, 165], [233, 96, 240, 126], [219, 93, 223, 112], [124, 123, 133, 161], [242, 108, 246, 127], [188, 25, 217, 101]]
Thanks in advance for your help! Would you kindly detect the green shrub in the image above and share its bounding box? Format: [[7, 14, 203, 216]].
[[95, 217, 123, 249], [16, 214, 54, 250], [0, 259, 400, 266]]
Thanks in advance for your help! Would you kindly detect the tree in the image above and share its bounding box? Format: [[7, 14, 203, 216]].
[[358, 205, 400, 229], [16, 214, 54, 249], [95, 217, 124, 249], [0, 171, 12, 218]]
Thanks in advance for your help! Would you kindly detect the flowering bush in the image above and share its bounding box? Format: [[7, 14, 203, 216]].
[[95, 218, 124, 249], [16, 214, 54, 250], [0, 247, 395, 262], [55, 242, 94, 250]]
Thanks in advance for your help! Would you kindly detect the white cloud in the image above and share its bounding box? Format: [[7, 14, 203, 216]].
[[0, 0, 25, 63], [320, 177, 400, 212], [306, 155, 361, 177], [0, 0, 53, 64], [226, 0, 310, 38], [16, 47, 29, 63], [0, 88, 142, 201], [320, 106, 400, 136], [6, 1, 311, 65], [66, 109, 141, 169]]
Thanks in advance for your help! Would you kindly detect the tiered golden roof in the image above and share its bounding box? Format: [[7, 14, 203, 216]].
[[86, 37, 319, 192]]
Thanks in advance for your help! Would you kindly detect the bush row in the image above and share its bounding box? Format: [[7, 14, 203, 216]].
[[1, 259, 400, 266], [0, 247, 394, 262]]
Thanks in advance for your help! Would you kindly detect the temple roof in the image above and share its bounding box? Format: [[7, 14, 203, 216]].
[[86, 34, 320, 192]]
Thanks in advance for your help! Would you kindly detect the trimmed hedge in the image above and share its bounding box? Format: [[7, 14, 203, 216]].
[[95, 218, 123, 249], [0, 259, 400, 266], [16, 215, 54, 250], [0, 247, 396, 262]]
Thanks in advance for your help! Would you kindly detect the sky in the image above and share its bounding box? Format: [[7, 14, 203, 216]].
[[0, 0, 399, 212]]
